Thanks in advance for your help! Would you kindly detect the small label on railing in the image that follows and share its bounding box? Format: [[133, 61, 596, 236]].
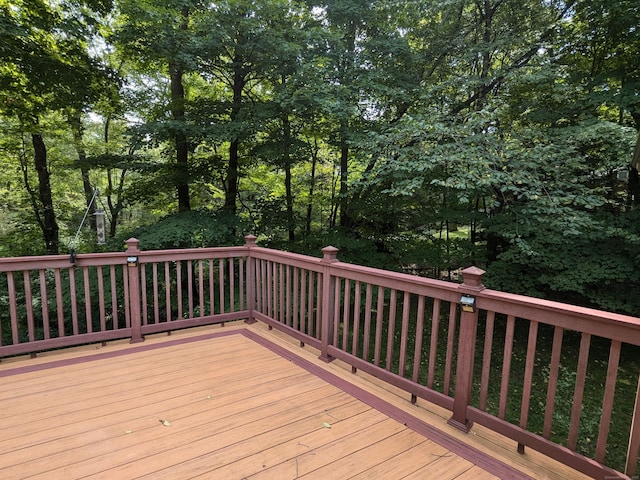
[[127, 256, 138, 267]]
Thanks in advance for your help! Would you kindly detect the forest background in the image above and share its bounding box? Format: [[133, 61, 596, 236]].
[[2, 0, 640, 316]]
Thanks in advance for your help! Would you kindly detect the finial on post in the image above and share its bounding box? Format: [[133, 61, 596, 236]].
[[244, 235, 258, 247], [321, 246, 339, 263], [125, 238, 140, 254], [460, 266, 486, 291]]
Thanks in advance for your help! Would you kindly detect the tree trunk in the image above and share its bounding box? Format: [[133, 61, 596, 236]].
[[224, 54, 245, 215], [633, 127, 640, 170], [225, 139, 239, 215], [338, 131, 351, 228], [283, 111, 295, 242], [337, 18, 357, 230], [170, 6, 191, 213], [32, 133, 59, 255], [170, 63, 190, 212], [306, 138, 319, 234], [338, 144, 351, 228]]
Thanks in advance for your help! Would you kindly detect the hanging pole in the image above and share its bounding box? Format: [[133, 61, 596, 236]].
[[70, 188, 100, 264]]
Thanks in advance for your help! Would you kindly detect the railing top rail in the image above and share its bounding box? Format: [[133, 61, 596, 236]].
[[0, 252, 129, 271], [478, 288, 640, 345], [248, 246, 462, 300], [0, 245, 251, 271], [326, 260, 460, 292], [248, 246, 325, 272], [136, 245, 249, 263]]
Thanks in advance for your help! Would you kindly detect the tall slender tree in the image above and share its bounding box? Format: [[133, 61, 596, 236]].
[[0, 0, 113, 254], [115, 0, 201, 212]]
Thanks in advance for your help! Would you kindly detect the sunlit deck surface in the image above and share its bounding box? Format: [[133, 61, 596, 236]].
[[0, 321, 591, 480]]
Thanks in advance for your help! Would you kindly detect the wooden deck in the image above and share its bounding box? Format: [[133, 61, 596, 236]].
[[0, 322, 591, 480]]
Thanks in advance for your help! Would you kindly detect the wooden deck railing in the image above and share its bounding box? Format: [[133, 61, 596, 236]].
[[1, 236, 639, 479]]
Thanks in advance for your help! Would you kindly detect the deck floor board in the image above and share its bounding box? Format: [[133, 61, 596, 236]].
[[0, 323, 586, 479]]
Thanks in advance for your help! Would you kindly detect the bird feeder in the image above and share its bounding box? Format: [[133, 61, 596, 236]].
[[95, 209, 106, 245]]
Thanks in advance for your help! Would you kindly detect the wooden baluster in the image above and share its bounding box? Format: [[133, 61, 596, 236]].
[[39, 269, 50, 340]]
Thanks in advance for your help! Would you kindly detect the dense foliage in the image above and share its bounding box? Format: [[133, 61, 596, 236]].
[[1, 0, 640, 315]]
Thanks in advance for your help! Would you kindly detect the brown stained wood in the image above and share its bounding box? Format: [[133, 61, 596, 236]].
[[401, 453, 474, 479], [399, 291, 411, 375], [333, 278, 341, 346], [627, 374, 640, 476], [0, 349, 280, 423], [1, 372, 324, 471], [352, 280, 362, 357], [262, 320, 592, 480], [311, 270, 319, 337], [176, 260, 183, 320], [428, 298, 441, 389], [342, 278, 351, 350], [543, 325, 564, 438], [8, 272, 19, 344], [596, 339, 621, 462], [279, 263, 285, 322], [220, 258, 226, 314], [568, 333, 591, 450], [249, 417, 407, 479], [83, 266, 92, 333], [24, 270, 35, 341], [499, 315, 516, 419], [386, 289, 398, 370], [455, 466, 502, 479], [267, 260, 273, 318], [0, 326, 512, 480], [412, 295, 426, 385], [97, 266, 106, 330], [363, 283, 373, 360], [208, 259, 215, 315], [480, 310, 496, 411], [444, 301, 457, 395], [230, 257, 236, 313], [300, 268, 307, 333], [296, 430, 433, 479], [39, 269, 50, 340], [55, 267, 65, 335], [239, 257, 244, 310], [308, 272, 318, 339], [520, 320, 539, 429], [293, 267, 299, 329], [372, 286, 383, 367], [198, 259, 204, 316], [109, 265, 118, 328], [187, 260, 194, 318], [347, 440, 450, 479], [286, 264, 291, 326], [137, 401, 377, 479], [45, 391, 352, 479]]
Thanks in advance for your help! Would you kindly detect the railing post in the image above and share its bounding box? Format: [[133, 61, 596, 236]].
[[244, 235, 257, 324], [448, 265, 485, 432], [125, 238, 144, 344], [319, 246, 339, 362]]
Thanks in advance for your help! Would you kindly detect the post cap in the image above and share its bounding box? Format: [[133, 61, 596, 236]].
[[125, 238, 140, 253], [460, 266, 486, 291], [244, 235, 258, 247], [321, 246, 339, 263]]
